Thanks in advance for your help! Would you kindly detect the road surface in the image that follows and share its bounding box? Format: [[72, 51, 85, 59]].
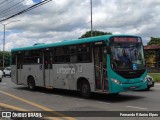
[[0, 77, 160, 120]]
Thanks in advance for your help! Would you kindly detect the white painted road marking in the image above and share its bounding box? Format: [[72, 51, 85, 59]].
[[71, 98, 84, 101], [126, 106, 147, 110], [0, 91, 77, 120], [95, 101, 111, 105], [155, 84, 160, 86], [153, 88, 160, 89], [53, 95, 64, 98]]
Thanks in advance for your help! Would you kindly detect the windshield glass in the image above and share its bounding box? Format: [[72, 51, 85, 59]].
[[111, 43, 145, 71]]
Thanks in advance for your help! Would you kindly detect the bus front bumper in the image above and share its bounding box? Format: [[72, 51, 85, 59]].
[[110, 81, 147, 93]]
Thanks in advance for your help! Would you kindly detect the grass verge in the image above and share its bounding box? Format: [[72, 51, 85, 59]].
[[148, 73, 160, 82]]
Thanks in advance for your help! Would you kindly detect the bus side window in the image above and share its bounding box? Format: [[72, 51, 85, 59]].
[[17, 53, 23, 69], [53, 44, 91, 63], [77, 45, 91, 62], [12, 52, 16, 65], [54, 47, 65, 63], [69, 45, 77, 62], [70, 55, 77, 63]]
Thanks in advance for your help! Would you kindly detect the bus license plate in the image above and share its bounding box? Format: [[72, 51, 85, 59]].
[[130, 86, 136, 90]]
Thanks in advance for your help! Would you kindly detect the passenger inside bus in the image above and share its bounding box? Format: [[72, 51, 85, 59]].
[[117, 49, 130, 66]]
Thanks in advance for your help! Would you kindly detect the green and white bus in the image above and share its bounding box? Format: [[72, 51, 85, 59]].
[[11, 34, 147, 97]]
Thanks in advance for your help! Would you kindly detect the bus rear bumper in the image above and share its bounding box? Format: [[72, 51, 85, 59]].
[[110, 81, 147, 93]]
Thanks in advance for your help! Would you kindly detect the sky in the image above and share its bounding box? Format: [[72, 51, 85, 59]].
[[0, 0, 160, 51]]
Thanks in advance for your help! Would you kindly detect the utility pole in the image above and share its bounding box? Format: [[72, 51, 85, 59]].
[[1, 20, 20, 68], [3, 24, 5, 68], [90, 0, 93, 37]]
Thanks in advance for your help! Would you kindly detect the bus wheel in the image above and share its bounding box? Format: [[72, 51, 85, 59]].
[[146, 86, 151, 91], [28, 77, 35, 90], [80, 81, 91, 98]]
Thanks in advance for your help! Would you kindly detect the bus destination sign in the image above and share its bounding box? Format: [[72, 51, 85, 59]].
[[113, 37, 140, 43]]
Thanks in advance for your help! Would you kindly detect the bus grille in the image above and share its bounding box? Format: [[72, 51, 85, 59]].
[[116, 69, 146, 79]]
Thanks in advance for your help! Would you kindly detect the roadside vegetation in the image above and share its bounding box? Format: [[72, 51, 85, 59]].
[[0, 51, 10, 69], [148, 73, 160, 82]]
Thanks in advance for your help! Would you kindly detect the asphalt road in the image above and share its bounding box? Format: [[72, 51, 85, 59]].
[[0, 77, 160, 120]]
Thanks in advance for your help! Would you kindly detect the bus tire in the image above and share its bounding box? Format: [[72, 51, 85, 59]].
[[146, 86, 151, 91], [110, 93, 119, 96], [28, 76, 36, 90], [80, 81, 91, 98]]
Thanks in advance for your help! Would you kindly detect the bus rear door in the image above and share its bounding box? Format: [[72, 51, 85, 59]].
[[94, 42, 109, 91], [16, 53, 23, 84], [44, 51, 53, 87]]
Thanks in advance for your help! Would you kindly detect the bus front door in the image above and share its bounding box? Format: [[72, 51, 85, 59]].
[[17, 53, 23, 84], [94, 46, 108, 91], [44, 51, 53, 87]]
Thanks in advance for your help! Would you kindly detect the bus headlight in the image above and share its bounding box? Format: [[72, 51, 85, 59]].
[[143, 76, 148, 82], [111, 78, 121, 85]]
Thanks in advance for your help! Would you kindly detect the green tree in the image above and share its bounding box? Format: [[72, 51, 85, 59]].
[[0, 51, 10, 67], [79, 30, 112, 39], [147, 37, 160, 45]]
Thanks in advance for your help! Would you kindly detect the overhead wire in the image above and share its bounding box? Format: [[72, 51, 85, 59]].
[[0, 0, 52, 22], [0, 1, 34, 20], [0, 0, 9, 6], [0, 0, 27, 17]]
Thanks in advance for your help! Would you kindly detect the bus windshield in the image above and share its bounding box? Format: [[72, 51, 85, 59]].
[[111, 43, 145, 71]]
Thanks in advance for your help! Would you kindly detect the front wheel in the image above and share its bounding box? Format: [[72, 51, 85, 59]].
[[146, 86, 151, 91], [28, 77, 36, 90], [80, 81, 91, 98]]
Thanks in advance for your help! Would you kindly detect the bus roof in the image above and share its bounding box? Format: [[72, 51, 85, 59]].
[[11, 34, 140, 52]]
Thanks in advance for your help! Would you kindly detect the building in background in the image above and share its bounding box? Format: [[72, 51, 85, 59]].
[[144, 44, 160, 72]]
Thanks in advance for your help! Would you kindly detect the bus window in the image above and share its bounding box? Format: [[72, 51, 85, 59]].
[[70, 55, 77, 62], [54, 55, 65, 63], [12, 52, 16, 65], [54, 47, 65, 56], [23, 50, 42, 64], [54, 47, 66, 63], [111, 43, 145, 70], [69, 46, 77, 54], [77, 44, 91, 62]]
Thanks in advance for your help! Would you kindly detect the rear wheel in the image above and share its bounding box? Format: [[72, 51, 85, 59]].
[[0, 78, 2, 82], [28, 77, 36, 90], [80, 81, 91, 98]]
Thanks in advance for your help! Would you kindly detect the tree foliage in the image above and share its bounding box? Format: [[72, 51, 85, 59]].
[[147, 37, 160, 45], [0, 51, 10, 67], [79, 30, 112, 39]]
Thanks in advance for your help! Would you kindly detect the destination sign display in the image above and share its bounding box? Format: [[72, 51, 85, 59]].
[[113, 37, 141, 43]]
